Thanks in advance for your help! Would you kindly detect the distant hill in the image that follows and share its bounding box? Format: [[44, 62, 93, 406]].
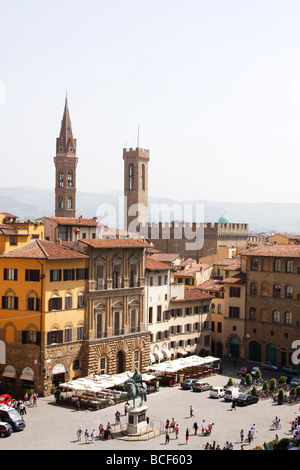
[[0, 186, 299, 234]]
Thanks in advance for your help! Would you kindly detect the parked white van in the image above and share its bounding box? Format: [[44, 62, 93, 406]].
[[224, 387, 240, 401]]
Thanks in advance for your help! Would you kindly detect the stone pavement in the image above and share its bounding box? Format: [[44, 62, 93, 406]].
[[1, 359, 299, 451]]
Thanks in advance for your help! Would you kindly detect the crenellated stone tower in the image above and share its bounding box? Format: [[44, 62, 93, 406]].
[[123, 147, 150, 232]]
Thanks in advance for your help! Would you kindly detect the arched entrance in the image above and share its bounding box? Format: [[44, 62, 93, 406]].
[[249, 341, 261, 362], [116, 350, 125, 374], [266, 344, 277, 364], [229, 337, 239, 359]]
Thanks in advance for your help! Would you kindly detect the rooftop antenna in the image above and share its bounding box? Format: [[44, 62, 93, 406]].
[[137, 125, 140, 148]]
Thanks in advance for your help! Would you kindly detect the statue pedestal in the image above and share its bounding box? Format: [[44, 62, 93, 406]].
[[127, 405, 149, 435]]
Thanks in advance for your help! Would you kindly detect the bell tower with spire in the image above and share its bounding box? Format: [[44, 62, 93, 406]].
[[54, 96, 78, 218]]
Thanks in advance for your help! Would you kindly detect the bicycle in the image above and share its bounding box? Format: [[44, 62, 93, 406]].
[[270, 421, 282, 430]]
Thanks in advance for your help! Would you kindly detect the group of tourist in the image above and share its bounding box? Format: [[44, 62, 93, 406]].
[[76, 421, 114, 443], [11, 392, 38, 415]]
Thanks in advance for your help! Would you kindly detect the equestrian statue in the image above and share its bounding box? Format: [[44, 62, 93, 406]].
[[124, 368, 147, 409]]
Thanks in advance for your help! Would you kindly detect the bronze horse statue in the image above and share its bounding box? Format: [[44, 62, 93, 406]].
[[124, 377, 147, 409]]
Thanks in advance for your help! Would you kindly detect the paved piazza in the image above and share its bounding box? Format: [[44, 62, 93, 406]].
[[1, 360, 299, 451]]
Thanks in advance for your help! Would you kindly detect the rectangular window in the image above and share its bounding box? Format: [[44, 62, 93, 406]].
[[148, 306, 153, 324], [229, 306, 240, 318], [130, 264, 137, 287], [50, 269, 62, 282], [65, 296, 72, 309], [49, 297, 62, 311], [2, 296, 18, 309], [99, 357, 106, 375], [76, 268, 88, 280], [3, 268, 18, 280], [114, 311, 120, 335], [64, 328, 72, 342], [157, 305, 162, 322], [47, 330, 63, 345], [25, 269, 40, 282], [22, 330, 41, 345], [97, 265, 104, 290], [63, 269, 75, 281], [158, 276, 162, 286], [113, 264, 121, 289], [131, 309, 136, 333], [229, 287, 241, 298], [28, 297, 40, 311], [78, 294, 85, 308], [97, 313, 104, 338], [77, 326, 84, 340], [9, 237, 17, 246]]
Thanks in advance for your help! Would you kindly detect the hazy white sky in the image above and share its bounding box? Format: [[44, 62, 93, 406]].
[[0, 0, 299, 204]]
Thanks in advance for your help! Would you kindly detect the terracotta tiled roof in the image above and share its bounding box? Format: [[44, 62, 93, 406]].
[[79, 238, 150, 249], [221, 272, 246, 285], [0, 239, 88, 259], [150, 253, 181, 262], [146, 258, 171, 271], [198, 279, 224, 292], [45, 217, 99, 226], [241, 244, 300, 258], [171, 288, 213, 302]]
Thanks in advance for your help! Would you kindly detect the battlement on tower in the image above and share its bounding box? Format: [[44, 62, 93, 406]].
[[123, 147, 150, 161]]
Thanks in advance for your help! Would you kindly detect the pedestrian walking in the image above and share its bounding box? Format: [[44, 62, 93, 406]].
[[248, 429, 252, 444], [185, 428, 190, 444], [29, 394, 33, 407], [240, 429, 244, 443], [33, 393, 38, 406], [84, 429, 89, 444], [91, 429, 96, 443], [193, 421, 199, 435], [231, 399, 236, 410], [77, 425, 83, 442], [174, 424, 179, 439], [201, 420, 205, 434], [124, 402, 129, 416], [165, 430, 170, 444], [189, 405, 194, 418], [170, 417, 176, 431]]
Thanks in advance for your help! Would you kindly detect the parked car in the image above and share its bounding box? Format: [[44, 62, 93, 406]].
[[236, 394, 259, 406], [238, 366, 251, 377], [290, 377, 300, 388], [210, 387, 225, 398], [0, 422, 13, 437], [261, 361, 280, 371], [0, 408, 25, 431], [0, 395, 13, 406], [181, 379, 197, 390], [224, 387, 240, 401], [192, 381, 212, 392], [251, 366, 261, 377], [282, 365, 300, 375]]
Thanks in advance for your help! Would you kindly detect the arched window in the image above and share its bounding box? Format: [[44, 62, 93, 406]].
[[274, 259, 281, 272], [249, 307, 256, 320], [58, 197, 64, 209], [67, 172, 73, 187], [250, 282, 257, 295], [129, 164, 134, 190], [251, 258, 258, 271], [286, 260, 294, 273], [273, 284, 281, 298], [272, 310, 280, 323], [284, 312, 292, 325], [285, 285, 293, 299]]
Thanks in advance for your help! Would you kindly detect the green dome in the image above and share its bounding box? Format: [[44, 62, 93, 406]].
[[218, 213, 231, 224]]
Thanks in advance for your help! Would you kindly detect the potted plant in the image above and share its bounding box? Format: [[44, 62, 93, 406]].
[[227, 377, 234, 387], [262, 380, 269, 391], [245, 373, 252, 385], [277, 388, 285, 405]]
